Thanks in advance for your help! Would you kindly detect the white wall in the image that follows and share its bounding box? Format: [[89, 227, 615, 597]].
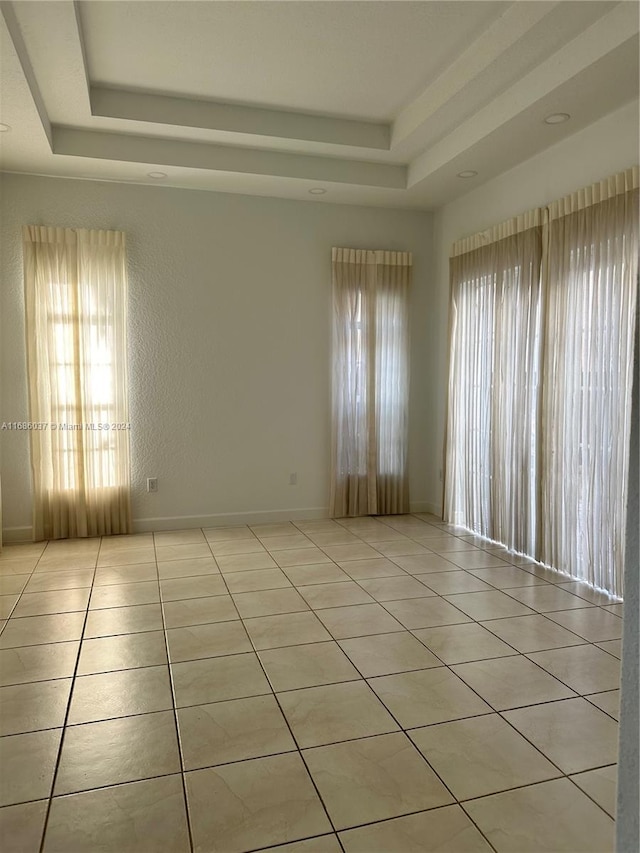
[[0, 174, 434, 538], [430, 100, 640, 509]]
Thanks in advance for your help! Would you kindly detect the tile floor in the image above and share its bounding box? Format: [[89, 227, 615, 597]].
[[0, 513, 622, 852]]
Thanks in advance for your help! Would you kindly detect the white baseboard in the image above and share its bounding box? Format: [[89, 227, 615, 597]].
[[132, 506, 330, 533], [2, 501, 441, 542]]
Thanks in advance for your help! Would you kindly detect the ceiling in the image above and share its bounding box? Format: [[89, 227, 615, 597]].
[[0, 0, 638, 210]]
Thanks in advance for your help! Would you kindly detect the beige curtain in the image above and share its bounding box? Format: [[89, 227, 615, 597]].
[[539, 167, 639, 597], [23, 226, 132, 540], [445, 211, 543, 555], [330, 247, 411, 517]]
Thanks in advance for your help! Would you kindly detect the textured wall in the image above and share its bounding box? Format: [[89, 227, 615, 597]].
[[0, 174, 434, 535]]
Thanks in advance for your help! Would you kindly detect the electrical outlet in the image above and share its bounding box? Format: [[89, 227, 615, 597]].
[[147, 477, 158, 493], [289, 472, 298, 486]]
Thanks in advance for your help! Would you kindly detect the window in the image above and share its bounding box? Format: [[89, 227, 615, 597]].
[[22, 226, 132, 540]]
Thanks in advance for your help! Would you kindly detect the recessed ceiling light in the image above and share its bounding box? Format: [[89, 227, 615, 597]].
[[0, 123, 11, 132], [309, 188, 327, 195], [147, 171, 167, 179], [457, 170, 478, 178], [544, 113, 571, 125]]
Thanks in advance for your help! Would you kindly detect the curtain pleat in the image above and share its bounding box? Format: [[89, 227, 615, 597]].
[[445, 166, 638, 597], [330, 248, 411, 518], [23, 226, 132, 540]]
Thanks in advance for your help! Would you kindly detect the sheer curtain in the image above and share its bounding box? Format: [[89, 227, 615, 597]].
[[23, 226, 132, 540], [539, 168, 639, 596], [330, 248, 411, 517], [445, 212, 543, 555]]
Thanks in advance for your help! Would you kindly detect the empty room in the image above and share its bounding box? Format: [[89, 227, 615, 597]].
[[0, 1, 638, 852]]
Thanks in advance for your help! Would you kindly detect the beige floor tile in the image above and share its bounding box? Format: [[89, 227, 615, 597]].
[[368, 667, 491, 728], [96, 547, 156, 568], [278, 680, 399, 747], [177, 694, 296, 770], [0, 800, 48, 853], [420, 571, 495, 595], [423, 538, 480, 554], [504, 697, 619, 773], [414, 622, 515, 664], [156, 557, 219, 580], [0, 678, 71, 736], [186, 753, 331, 852], [452, 656, 575, 710], [224, 568, 292, 594], [596, 639, 622, 658], [506, 585, 594, 613], [468, 565, 548, 588], [391, 554, 459, 574], [384, 597, 472, 629], [68, 665, 173, 724], [340, 804, 493, 852], [203, 526, 255, 543], [519, 564, 571, 584], [232, 587, 309, 618], [0, 612, 85, 649], [209, 539, 267, 557], [244, 611, 332, 650], [479, 614, 586, 653], [0, 728, 62, 806], [0, 560, 37, 577], [155, 544, 212, 562], [586, 690, 620, 720], [153, 529, 206, 547], [251, 522, 301, 538], [546, 608, 623, 642], [0, 595, 18, 619], [272, 548, 332, 568], [527, 645, 621, 694], [172, 652, 271, 707], [570, 765, 617, 818], [84, 603, 164, 638], [306, 531, 362, 546], [371, 540, 433, 558], [36, 554, 98, 572], [216, 552, 278, 573], [98, 534, 153, 552], [444, 590, 536, 621], [283, 564, 350, 586], [601, 603, 623, 617], [55, 711, 181, 795], [411, 713, 559, 799], [320, 543, 380, 562], [556, 582, 617, 606], [268, 836, 342, 853], [304, 732, 452, 830], [0, 642, 80, 687], [0, 576, 29, 596], [356, 529, 409, 544], [162, 594, 238, 629], [263, 534, 316, 551], [295, 520, 343, 534], [357, 575, 434, 601], [338, 558, 407, 580], [12, 588, 91, 618], [339, 631, 442, 677], [166, 620, 252, 662], [77, 631, 168, 675], [89, 581, 160, 610], [315, 603, 404, 639], [464, 777, 614, 852], [446, 551, 510, 570], [44, 775, 191, 853], [93, 563, 158, 586], [160, 574, 227, 601], [259, 641, 360, 691], [299, 581, 373, 609], [1, 543, 46, 560], [23, 570, 94, 593]]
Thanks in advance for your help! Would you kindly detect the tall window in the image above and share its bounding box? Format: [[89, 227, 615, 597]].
[[445, 168, 638, 597], [330, 247, 411, 517], [23, 226, 131, 540]]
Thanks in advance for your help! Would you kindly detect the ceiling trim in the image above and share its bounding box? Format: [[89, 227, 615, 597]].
[[90, 86, 391, 150], [52, 127, 407, 188]]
